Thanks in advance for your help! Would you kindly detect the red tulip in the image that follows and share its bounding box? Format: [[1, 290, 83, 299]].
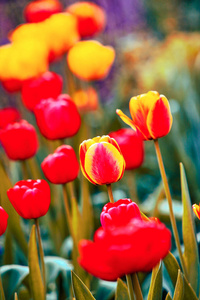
[[24, 0, 63, 23], [7, 179, 51, 219], [79, 199, 171, 281], [109, 128, 144, 170], [67, 2, 106, 38], [41, 145, 79, 184], [1, 79, 23, 93], [79, 135, 125, 185], [34, 94, 81, 140], [0, 120, 38, 160], [0, 206, 8, 236], [0, 107, 21, 129], [22, 71, 63, 111]]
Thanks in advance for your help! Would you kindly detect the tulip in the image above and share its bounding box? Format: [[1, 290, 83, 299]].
[[72, 87, 99, 113], [1, 79, 23, 93], [7, 179, 51, 219], [21, 71, 63, 111], [0, 207, 8, 236], [67, 2, 106, 38], [0, 120, 38, 160], [67, 40, 115, 81], [41, 145, 79, 184], [79, 199, 171, 281], [24, 0, 63, 23], [34, 94, 81, 140], [109, 128, 144, 170], [116, 91, 173, 140], [192, 204, 200, 220], [79, 135, 125, 185], [0, 107, 21, 129]]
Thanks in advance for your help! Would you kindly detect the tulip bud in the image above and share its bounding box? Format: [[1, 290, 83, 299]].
[[0, 207, 8, 236], [109, 128, 144, 170], [41, 145, 79, 184], [22, 71, 63, 111], [24, 0, 63, 23], [7, 179, 51, 219], [117, 91, 173, 140], [0, 107, 21, 129], [67, 2, 106, 38], [79, 135, 125, 185], [192, 203, 200, 220], [0, 120, 38, 160], [34, 94, 81, 140], [67, 40, 115, 81]]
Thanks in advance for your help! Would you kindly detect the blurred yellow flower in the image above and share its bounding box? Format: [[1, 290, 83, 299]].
[[67, 40, 115, 81], [72, 87, 99, 113]]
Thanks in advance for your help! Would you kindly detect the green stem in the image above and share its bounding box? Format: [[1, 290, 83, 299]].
[[126, 274, 135, 300], [0, 269, 5, 300], [21, 160, 29, 180], [154, 139, 188, 278], [106, 184, 115, 203], [35, 218, 46, 298], [132, 273, 143, 300]]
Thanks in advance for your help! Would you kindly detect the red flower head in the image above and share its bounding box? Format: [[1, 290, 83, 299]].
[[0, 120, 38, 160], [24, 0, 63, 23], [79, 199, 171, 281], [116, 91, 173, 140], [79, 135, 126, 185], [34, 94, 81, 140], [41, 145, 79, 184], [67, 2, 106, 38], [7, 179, 51, 219], [0, 107, 21, 129], [22, 71, 63, 111], [0, 206, 8, 236], [109, 128, 144, 170], [1, 79, 23, 93]]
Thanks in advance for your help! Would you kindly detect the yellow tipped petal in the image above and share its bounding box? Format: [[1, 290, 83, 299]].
[[116, 109, 136, 131]]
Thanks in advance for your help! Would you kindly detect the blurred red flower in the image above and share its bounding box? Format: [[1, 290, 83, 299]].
[[0, 107, 21, 129], [7, 179, 51, 219], [0, 206, 8, 236]]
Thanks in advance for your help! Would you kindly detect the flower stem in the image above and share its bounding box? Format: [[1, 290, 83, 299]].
[[0, 269, 5, 300], [35, 218, 46, 298], [132, 273, 143, 300], [154, 139, 188, 278], [106, 184, 114, 203], [126, 274, 135, 300]]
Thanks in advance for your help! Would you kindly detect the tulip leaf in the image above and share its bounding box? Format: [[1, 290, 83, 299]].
[[173, 270, 184, 300], [71, 271, 96, 300], [180, 163, 199, 294], [163, 252, 180, 287], [0, 161, 28, 257], [28, 224, 45, 300], [165, 293, 172, 300], [115, 278, 129, 300], [0, 265, 29, 300], [182, 273, 198, 300], [147, 262, 162, 300]]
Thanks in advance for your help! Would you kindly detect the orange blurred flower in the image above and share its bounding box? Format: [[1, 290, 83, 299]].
[[67, 2, 106, 38], [24, 0, 62, 23], [67, 40, 115, 81], [192, 204, 200, 220], [116, 91, 173, 140], [79, 135, 125, 185], [72, 87, 99, 113], [0, 40, 48, 82]]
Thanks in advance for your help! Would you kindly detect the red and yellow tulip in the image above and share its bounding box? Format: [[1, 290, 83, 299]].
[[116, 91, 173, 140], [79, 135, 125, 185], [192, 204, 200, 220]]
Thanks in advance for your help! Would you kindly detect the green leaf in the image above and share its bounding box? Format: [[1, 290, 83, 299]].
[[95, 280, 117, 300], [71, 271, 96, 300], [28, 225, 45, 300], [165, 293, 172, 300], [1, 265, 29, 300], [163, 252, 180, 287], [115, 278, 129, 300], [0, 161, 28, 257], [180, 163, 199, 294], [182, 273, 198, 300], [173, 270, 184, 300], [147, 262, 162, 300]]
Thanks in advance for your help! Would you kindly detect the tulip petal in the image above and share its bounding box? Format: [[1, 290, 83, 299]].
[[84, 142, 125, 185], [147, 96, 173, 139], [116, 109, 136, 131]]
